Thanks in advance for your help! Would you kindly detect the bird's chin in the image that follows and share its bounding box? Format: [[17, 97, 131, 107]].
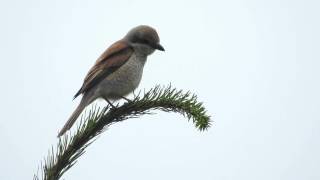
[[148, 49, 156, 55], [143, 47, 156, 56], [133, 44, 155, 56]]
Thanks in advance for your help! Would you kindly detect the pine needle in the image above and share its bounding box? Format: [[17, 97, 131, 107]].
[[33, 85, 211, 180]]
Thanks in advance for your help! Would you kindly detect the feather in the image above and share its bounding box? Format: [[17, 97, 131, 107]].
[[74, 40, 133, 99]]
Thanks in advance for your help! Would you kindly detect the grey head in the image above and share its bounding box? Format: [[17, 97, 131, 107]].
[[124, 25, 165, 55]]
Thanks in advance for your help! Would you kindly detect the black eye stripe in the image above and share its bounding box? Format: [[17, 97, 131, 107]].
[[131, 36, 139, 43], [131, 35, 155, 45], [134, 38, 150, 45], [141, 39, 149, 44]]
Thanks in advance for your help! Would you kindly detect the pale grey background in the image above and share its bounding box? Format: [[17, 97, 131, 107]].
[[0, 0, 319, 179]]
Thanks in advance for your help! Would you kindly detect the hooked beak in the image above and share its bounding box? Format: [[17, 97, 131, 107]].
[[153, 43, 165, 51]]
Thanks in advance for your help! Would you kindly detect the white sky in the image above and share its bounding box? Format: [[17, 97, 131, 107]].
[[0, 0, 320, 179]]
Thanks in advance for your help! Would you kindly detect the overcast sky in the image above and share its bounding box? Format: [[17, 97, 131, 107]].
[[1, 0, 320, 179]]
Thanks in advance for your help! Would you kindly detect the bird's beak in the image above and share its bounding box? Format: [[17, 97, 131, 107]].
[[153, 43, 165, 51]]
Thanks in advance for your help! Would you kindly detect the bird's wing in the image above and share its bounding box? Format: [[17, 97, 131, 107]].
[[74, 40, 134, 99]]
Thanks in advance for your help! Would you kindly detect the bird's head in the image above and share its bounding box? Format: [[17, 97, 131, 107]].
[[125, 25, 165, 55]]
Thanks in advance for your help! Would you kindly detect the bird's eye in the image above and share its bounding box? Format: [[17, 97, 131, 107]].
[[141, 39, 149, 45], [131, 36, 139, 43]]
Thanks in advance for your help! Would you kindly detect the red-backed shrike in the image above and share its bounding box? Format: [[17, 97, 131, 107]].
[[58, 25, 164, 136]]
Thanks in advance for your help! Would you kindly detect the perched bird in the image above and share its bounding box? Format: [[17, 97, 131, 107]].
[[58, 25, 164, 136]]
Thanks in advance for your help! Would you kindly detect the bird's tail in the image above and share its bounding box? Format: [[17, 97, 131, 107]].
[[58, 99, 87, 137]]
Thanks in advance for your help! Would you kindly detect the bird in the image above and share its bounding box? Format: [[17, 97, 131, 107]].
[[58, 25, 164, 137]]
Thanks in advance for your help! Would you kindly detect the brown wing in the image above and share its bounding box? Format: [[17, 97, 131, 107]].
[[74, 40, 133, 99]]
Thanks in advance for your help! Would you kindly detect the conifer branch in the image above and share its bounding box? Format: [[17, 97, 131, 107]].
[[33, 85, 211, 180]]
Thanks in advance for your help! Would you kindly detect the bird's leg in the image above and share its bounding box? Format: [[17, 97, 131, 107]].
[[133, 89, 136, 98], [120, 96, 132, 103], [104, 98, 116, 109]]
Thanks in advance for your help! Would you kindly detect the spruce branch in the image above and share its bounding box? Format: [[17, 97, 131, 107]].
[[33, 85, 211, 180]]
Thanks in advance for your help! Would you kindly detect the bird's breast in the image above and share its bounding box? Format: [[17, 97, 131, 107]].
[[98, 53, 147, 99]]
